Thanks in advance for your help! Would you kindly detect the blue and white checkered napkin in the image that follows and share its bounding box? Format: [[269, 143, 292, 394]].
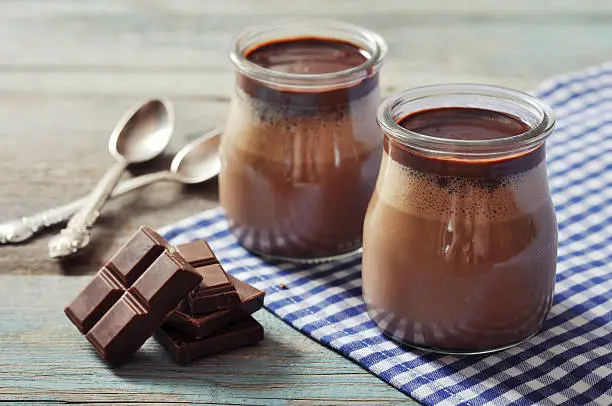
[[160, 63, 612, 405]]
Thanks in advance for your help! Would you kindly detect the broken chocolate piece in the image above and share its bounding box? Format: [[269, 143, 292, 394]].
[[166, 274, 265, 338], [176, 240, 241, 314], [176, 240, 217, 267], [188, 263, 241, 313], [156, 316, 264, 363]]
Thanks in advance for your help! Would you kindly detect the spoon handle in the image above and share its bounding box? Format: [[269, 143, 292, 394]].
[[48, 160, 128, 258], [0, 171, 172, 244]]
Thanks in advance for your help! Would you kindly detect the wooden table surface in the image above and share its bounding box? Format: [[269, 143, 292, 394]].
[[1, 1, 610, 404]]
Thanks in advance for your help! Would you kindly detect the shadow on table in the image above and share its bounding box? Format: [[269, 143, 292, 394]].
[[111, 334, 299, 388]]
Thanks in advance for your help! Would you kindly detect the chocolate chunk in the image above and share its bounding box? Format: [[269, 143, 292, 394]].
[[64, 226, 168, 334], [229, 275, 266, 315], [188, 263, 241, 313], [64, 266, 125, 334], [176, 240, 217, 267], [107, 226, 169, 285], [64, 227, 202, 365], [165, 274, 265, 338], [156, 316, 264, 363], [87, 251, 201, 364], [177, 241, 240, 314]]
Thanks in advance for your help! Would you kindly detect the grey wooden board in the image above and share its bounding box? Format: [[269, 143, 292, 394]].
[[0, 275, 410, 405], [0, 0, 610, 404]]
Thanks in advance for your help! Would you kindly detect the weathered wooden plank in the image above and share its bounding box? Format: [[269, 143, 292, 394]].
[[0, 1, 610, 87], [0, 24, 609, 87], [0, 275, 411, 405], [1, 0, 612, 17]]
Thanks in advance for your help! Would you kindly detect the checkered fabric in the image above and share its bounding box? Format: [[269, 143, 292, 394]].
[[160, 64, 612, 405]]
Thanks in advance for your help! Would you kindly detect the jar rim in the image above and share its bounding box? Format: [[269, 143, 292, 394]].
[[377, 84, 556, 157], [228, 19, 387, 90]]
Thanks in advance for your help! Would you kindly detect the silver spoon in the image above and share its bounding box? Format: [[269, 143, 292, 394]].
[[48, 99, 174, 258], [0, 128, 221, 245]]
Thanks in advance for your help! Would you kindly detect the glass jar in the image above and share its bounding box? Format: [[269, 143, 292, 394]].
[[363, 84, 557, 354], [220, 20, 387, 262]]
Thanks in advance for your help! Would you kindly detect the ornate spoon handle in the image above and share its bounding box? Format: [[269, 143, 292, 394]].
[[0, 199, 84, 244], [48, 161, 128, 258]]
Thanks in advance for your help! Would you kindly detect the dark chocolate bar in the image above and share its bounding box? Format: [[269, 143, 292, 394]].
[[156, 316, 264, 363], [177, 240, 241, 314], [165, 274, 265, 338], [64, 227, 202, 364]]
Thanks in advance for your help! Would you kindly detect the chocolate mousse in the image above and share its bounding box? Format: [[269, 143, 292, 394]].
[[363, 107, 558, 352], [221, 36, 383, 260]]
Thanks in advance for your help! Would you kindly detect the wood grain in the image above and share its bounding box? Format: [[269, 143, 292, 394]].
[[0, 276, 409, 405], [0, 0, 609, 403]]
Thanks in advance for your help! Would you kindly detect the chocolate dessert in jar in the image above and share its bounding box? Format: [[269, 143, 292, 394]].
[[220, 20, 387, 262], [362, 84, 557, 354]]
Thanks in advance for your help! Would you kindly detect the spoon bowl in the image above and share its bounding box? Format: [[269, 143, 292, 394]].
[[111, 99, 174, 162], [171, 128, 222, 184]]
